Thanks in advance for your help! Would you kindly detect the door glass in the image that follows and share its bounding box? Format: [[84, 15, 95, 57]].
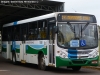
[[20, 23, 28, 41], [49, 23, 55, 63]]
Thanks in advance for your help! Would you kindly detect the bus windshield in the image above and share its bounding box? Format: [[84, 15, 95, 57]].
[[57, 23, 98, 49]]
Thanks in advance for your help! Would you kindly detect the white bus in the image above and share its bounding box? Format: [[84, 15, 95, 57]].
[[1, 12, 99, 71]]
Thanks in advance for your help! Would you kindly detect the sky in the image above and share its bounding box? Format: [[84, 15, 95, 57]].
[[52, 0, 100, 25]]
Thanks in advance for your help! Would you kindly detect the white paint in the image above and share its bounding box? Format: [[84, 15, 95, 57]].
[[3, 13, 56, 27], [2, 52, 7, 59], [3, 12, 95, 27]]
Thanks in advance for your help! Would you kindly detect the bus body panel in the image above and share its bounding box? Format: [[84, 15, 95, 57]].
[[23, 40, 48, 65], [55, 44, 99, 67], [1, 12, 99, 69], [2, 41, 7, 59]]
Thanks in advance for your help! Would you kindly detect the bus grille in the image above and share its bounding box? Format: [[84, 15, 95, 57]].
[[77, 50, 92, 54], [68, 50, 92, 55], [72, 60, 87, 64]]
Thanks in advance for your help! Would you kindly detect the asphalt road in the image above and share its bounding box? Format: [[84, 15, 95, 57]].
[[0, 54, 100, 75]]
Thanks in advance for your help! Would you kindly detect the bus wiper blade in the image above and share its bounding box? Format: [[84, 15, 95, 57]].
[[82, 22, 89, 32], [67, 22, 75, 33], [67, 22, 78, 39]]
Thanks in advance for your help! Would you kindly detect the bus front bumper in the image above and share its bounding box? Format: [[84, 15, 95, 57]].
[[56, 56, 99, 67]]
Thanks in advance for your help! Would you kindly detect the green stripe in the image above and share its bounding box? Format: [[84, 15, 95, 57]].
[[2, 47, 7, 52], [26, 45, 47, 55], [16, 48, 20, 53], [56, 56, 99, 67]]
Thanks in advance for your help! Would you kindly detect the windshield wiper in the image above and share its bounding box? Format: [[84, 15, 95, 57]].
[[67, 22, 77, 39], [82, 22, 89, 32], [67, 22, 75, 33], [80, 22, 89, 38]]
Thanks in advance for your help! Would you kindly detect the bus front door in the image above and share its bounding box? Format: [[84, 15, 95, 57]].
[[7, 27, 12, 59], [49, 24, 55, 64]]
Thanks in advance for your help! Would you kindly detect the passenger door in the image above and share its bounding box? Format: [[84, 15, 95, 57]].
[[12, 25, 20, 61], [49, 23, 55, 64], [7, 26, 12, 59], [20, 23, 28, 63]]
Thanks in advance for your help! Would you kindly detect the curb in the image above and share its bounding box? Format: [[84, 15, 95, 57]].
[[83, 66, 100, 70]]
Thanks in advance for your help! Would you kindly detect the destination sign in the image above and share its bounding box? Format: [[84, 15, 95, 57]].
[[62, 15, 90, 21], [57, 13, 96, 23]]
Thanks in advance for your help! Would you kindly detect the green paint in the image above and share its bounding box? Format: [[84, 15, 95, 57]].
[[26, 45, 47, 55], [16, 48, 20, 53], [56, 56, 99, 67], [2, 47, 7, 52]]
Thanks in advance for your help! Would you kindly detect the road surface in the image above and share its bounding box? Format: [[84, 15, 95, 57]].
[[0, 54, 100, 75]]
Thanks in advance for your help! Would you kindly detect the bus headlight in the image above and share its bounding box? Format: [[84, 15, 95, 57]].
[[60, 51, 67, 58], [88, 51, 98, 58]]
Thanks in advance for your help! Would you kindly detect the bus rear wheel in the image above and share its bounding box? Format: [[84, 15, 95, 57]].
[[72, 66, 81, 71], [38, 53, 46, 70]]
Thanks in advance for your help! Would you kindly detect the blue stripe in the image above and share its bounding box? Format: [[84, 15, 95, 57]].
[[26, 45, 28, 50], [68, 49, 77, 59], [15, 45, 20, 49], [13, 21, 17, 25], [2, 44, 7, 48], [29, 45, 44, 49]]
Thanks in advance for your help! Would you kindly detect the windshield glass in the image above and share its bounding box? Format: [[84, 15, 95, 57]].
[[57, 23, 98, 49]]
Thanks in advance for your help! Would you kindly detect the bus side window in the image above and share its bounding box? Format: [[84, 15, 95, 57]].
[[20, 23, 28, 41], [28, 21, 37, 40], [2, 27, 8, 41], [49, 24, 56, 40], [41, 28, 46, 39], [7, 26, 12, 41], [13, 25, 20, 41], [38, 20, 47, 40], [38, 28, 41, 39], [28, 29, 35, 40]]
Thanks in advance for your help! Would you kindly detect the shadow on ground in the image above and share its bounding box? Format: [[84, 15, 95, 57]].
[[0, 54, 96, 74]]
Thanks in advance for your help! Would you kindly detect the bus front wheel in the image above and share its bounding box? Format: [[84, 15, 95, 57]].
[[38, 53, 46, 70], [72, 66, 81, 71]]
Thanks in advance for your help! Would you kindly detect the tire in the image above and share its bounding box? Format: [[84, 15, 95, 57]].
[[12, 52, 17, 65], [38, 53, 46, 70], [72, 66, 81, 71]]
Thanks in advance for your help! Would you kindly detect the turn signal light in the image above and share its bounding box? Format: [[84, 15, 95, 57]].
[[91, 60, 98, 64]]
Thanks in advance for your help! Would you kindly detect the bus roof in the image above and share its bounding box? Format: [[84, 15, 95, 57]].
[[3, 12, 96, 27]]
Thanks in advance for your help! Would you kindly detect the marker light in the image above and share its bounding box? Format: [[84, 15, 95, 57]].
[[91, 60, 98, 64]]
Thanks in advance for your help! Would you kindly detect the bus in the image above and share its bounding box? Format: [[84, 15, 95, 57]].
[[1, 12, 99, 71]]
